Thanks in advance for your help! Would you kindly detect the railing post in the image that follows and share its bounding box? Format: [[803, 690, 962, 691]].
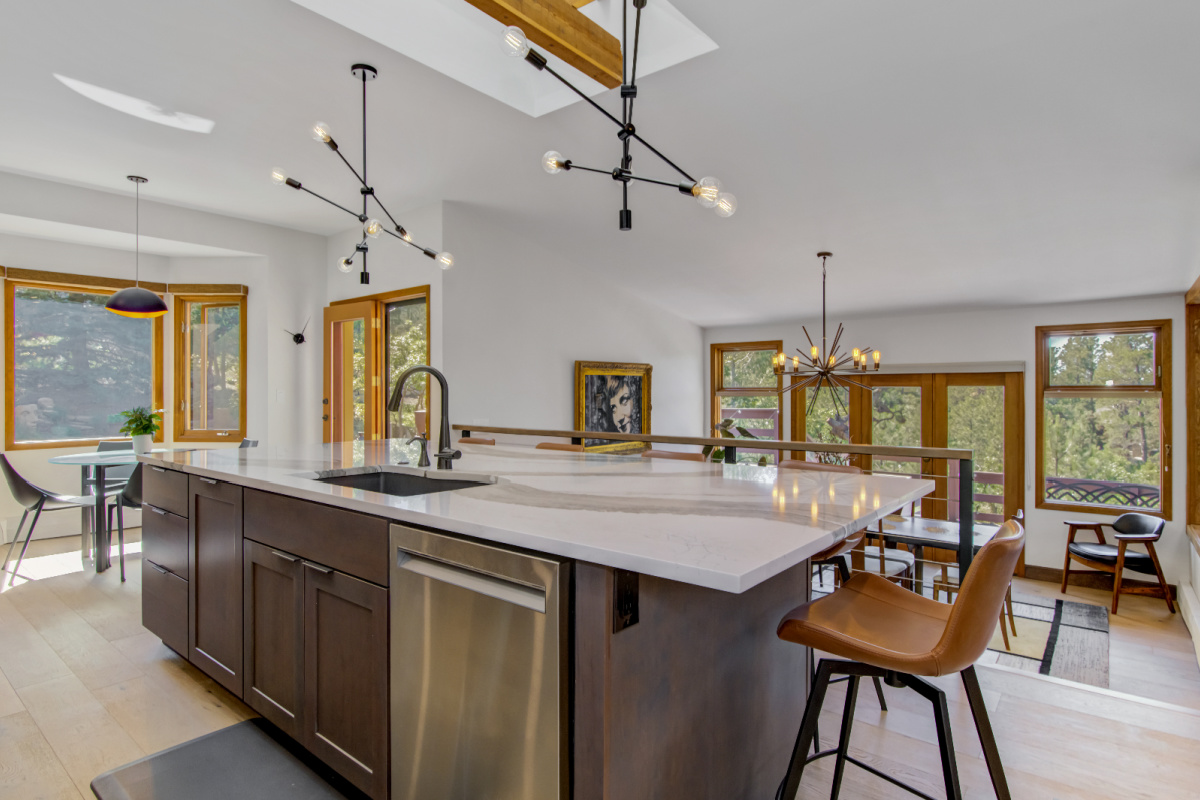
[[958, 457, 974, 576], [724, 446, 737, 464]]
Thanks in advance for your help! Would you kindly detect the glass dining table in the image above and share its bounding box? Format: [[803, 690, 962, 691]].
[[47, 449, 188, 573]]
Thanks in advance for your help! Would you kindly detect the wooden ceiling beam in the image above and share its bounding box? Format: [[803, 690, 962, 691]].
[[463, 0, 623, 89]]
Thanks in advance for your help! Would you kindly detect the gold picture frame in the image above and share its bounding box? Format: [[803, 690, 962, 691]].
[[574, 361, 652, 453]]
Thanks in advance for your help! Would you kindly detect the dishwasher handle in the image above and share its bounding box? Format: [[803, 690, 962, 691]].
[[396, 550, 547, 614]]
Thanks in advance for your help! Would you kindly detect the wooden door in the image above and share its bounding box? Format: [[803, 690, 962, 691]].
[[323, 301, 381, 443], [189, 476, 244, 698], [243, 540, 304, 740], [303, 563, 388, 800]]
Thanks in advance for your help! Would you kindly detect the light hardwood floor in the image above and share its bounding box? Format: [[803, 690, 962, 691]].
[[2, 536, 1199, 799]]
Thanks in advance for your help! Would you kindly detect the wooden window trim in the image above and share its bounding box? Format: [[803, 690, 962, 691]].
[[1035, 319, 1172, 518], [4, 278, 165, 451], [173, 295, 248, 443], [710, 341, 782, 435]]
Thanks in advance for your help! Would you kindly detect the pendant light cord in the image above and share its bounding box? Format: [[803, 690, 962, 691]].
[[134, 179, 140, 288]]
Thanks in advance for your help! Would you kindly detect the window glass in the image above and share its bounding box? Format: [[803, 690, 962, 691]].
[[722, 349, 776, 389], [11, 286, 155, 443], [385, 297, 428, 439], [185, 301, 241, 432], [1043, 395, 1161, 511], [1047, 332, 1156, 387], [948, 385, 1005, 522], [871, 386, 922, 476], [801, 385, 850, 464], [717, 394, 780, 464]]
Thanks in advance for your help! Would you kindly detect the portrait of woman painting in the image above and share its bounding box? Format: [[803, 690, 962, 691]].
[[574, 361, 652, 453]]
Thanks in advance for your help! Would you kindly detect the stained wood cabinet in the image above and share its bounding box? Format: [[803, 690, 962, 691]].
[[189, 476, 244, 698], [244, 540, 388, 800]]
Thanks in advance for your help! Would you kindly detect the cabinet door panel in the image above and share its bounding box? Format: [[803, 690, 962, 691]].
[[244, 541, 304, 739], [142, 505, 188, 578], [189, 477, 244, 697], [304, 564, 388, 800], [144, 466, 189, 516], [142, 560, 187, 656]]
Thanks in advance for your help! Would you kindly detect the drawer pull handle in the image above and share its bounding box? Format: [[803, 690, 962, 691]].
[[147, 505, 167, 515], [199, 477, 219, 485], [303, 561, 333, 574], [272, 550, 298, 563], [148, 562, 169, 575], [151, 466, 166, 473]]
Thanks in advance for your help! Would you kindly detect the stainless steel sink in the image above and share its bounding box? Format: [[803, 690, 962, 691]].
[[315, 470, 489, 497]]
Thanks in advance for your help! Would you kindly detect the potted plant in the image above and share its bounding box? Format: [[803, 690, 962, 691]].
[[116, 407, 162, 454]]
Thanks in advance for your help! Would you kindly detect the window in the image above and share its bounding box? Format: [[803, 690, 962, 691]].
[[174, 295, 246, 441], [5, 280, 163, 449], [324, 286, 429, 443], [710, 341, 782, 464], [1036, 320, 1171, 517]]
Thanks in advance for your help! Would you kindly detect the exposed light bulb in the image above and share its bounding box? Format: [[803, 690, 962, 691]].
[[810, 345, 819, 364], [364, 219, 383, 238], [501, 26, 531, 58], [312, 121, 332, 143], [852, 347, 861, 365], [401, 230, 412, 242], [542, 150, 565, 174], [694, 177, 721, 208], [270, 167, 288, 186], [336, 257, 353, 273], [714, 192, 738, 218], [792, 356, 800, 369], [436, 252, 455, 270], [873, 350, 882, 369]]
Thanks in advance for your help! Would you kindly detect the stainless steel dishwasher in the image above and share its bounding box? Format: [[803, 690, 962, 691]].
[[389, 524, 570, 800]]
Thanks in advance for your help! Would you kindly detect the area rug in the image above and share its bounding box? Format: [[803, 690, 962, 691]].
[[987, 594, 1110, 688]]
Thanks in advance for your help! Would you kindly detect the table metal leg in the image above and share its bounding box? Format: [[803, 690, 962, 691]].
[[93, 465, 110, 572]]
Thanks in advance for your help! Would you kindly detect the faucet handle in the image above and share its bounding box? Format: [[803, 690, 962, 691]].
[[407, 435, 432, 468], [437, 448, 462, 461]]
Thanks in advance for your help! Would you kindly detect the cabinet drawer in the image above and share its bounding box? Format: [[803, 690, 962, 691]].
[[142, 505, 188, 579], [143, 560, 188, 655], [144, 466, 189, 517], [244, 489, 388, 586]]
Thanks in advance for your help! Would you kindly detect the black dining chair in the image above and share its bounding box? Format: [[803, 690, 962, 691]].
[[105, 463, 142, 583], [0, 454, 111, 588]]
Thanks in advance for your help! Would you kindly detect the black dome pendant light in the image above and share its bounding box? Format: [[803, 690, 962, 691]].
[[106, 175, 168, 318]]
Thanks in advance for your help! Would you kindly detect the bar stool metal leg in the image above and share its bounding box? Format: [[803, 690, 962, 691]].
[[829, 674, 861, 799], [962, 666, 1011, 800], [779, 659, 836, 800], [899, 673, 962, 800], [7, 503, 44, 588], [2, 509, 30, 577]]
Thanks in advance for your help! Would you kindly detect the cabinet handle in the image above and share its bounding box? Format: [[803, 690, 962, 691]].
[[151, 466, 166, 473], [146, 505, 167, 515], [148, 561, 169, 575], [199, 477, 219, 485], [271, 550, 298, 563], [303, 561, 333, 574]]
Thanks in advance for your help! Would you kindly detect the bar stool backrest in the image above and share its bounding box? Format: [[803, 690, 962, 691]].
[[778, 460, 862, 474], [934, 519, 1025, 674], [1112, 512, 1164, 539], [0, 454, 46, 510]]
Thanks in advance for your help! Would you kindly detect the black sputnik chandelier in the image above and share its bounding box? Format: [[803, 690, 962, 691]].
[[774, 253, 882, 418], [271, 64, 453, 284], [500, 0, 736, 230]]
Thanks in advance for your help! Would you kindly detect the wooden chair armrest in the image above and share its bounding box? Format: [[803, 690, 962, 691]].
[[1064, 519, 1106, 545], [1113, 531, 1161, 542]]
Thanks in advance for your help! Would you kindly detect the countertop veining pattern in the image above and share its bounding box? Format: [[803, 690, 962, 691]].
[[142, 441, 933, 593]]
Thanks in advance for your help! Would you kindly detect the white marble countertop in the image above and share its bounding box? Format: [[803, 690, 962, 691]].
[[140, 440, 934, 594]]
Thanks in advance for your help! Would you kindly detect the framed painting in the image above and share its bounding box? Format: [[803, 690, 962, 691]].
[[574, 361, 652, 453]]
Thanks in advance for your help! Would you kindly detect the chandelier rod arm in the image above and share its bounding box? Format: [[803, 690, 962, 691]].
[[382, 227, 435, 254], [807, 374, 827, 417], [542, 64, 625, 129], [626, 173, 692, 189], [622, 0, 628, 125], [801, 325, 817, 354], [564, 163, 611, 176], [630, 132, 696, 183], [828, 323, 845, 361], [782, 376, 820, 394], [627, 2, 644, 125], [298, 184, 364, 220], [332, 148, 367, 193]]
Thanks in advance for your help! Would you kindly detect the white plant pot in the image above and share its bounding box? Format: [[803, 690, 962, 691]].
[[132, 434, 153, 455]]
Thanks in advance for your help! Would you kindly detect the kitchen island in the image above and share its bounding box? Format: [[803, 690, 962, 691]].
[[138, 440, 933, 800]]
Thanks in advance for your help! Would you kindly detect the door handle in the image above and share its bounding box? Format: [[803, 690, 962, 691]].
[[272, 550, 298, 563], [151, 466, 166, 473], [148, 561, 169, 575], [303, 561, 333, 574], [199, 477, 219, 485], [146, 505, 167, 515], [396, 551, 547, 613]]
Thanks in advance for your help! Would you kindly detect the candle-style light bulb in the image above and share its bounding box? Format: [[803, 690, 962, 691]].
[[810, 345, 819, 365], [852, 347, 861, 365], [829, 354, 836, 367], [873, 350, 882, 369], [792, 356, 799, 370]]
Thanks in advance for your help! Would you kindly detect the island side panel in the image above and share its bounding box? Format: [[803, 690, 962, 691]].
[[574, 561, 809, 800]]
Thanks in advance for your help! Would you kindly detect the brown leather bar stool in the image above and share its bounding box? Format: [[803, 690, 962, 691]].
[[458, 437, 496, 445], [776, 519, 1025, 800], [535, 442, 584, 452], [641, 450, 705, 462], [1061, 513, 1173, 614]]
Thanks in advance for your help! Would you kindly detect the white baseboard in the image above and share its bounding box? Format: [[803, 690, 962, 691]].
[[1180, 582, 1200, 672]]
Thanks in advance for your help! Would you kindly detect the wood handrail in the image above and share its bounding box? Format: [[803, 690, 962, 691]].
[[451, 424, 974, 461]]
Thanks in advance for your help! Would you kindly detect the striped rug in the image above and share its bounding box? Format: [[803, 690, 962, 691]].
[[987, 594, 1110, 688]]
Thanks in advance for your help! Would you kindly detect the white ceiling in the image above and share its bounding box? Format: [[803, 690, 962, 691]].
[[0, 0, 1197, 327], [0, 213, 256, 257]]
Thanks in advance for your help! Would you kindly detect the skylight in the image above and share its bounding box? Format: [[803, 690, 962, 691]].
[[53, 74, 215, 133]]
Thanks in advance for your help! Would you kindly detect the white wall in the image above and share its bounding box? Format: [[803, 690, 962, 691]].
[[703, 293, 1187, 581], [442, 202, 705, 443], [0, 172, 328, 542]]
